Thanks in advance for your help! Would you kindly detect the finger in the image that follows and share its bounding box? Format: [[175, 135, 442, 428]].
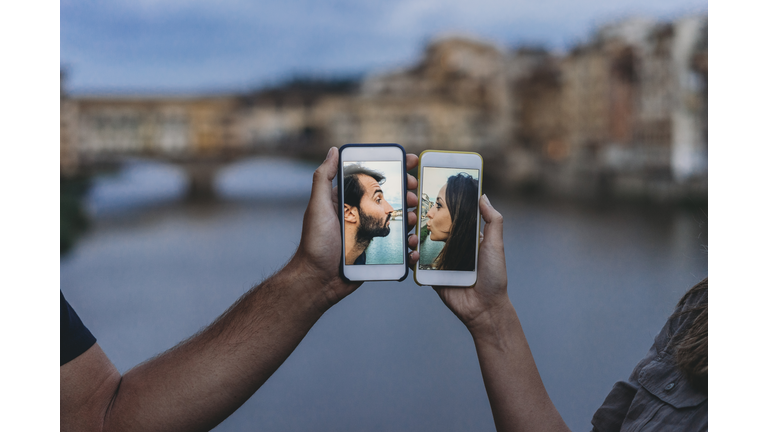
[[479, 194, 503, 246], [408, 250, 420, 267], [406, 154, 419, 171], [408, 233, 419, 250], [406, 173, 418, 191], [406, 191, 418, 208], [310, 147, 338, 204], [408, 210, 417, 231]]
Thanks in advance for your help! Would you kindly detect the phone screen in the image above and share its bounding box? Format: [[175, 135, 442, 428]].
[[342, 160, 405, 266], [418, 167, 480, 271]]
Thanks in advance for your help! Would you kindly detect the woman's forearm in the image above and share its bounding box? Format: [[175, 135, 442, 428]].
[[470, 300, 571, 432]]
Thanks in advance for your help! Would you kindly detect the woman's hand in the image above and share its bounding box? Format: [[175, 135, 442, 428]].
[[410, 195, 570, 432], [408, 195, 510, 333]]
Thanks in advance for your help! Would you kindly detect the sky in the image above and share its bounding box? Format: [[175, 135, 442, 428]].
[[60, 0, 707, 94]]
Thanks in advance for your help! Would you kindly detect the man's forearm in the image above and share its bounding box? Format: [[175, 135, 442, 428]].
[[470, 301, 570, 432], [103, 259, 332, 432]]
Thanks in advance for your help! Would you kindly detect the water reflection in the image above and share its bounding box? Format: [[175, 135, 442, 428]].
[[215, 157, 317, 201], [62, 158, 707, 431], [419, 236, 444, 268], [366, 220, 405, 265], [86, 159, 188, 216]]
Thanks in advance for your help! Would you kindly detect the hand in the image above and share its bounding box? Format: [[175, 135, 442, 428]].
[[409, 195, 510, 332], [292, 148, 420, 309], [403, 153, 420, 265]]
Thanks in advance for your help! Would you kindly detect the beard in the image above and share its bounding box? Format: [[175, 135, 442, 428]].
[[356, 209, 391, 243]]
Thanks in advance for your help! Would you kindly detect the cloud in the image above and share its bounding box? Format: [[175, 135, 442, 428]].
[[61, 0, 707, 92], [380, 0, 706, 43]]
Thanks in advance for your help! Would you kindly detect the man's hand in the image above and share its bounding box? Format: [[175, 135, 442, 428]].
[[291, 148, 420, 310], [290, 147, 360, 308], [404, 153, 420, 231], [407, 195, 511, 333], [61, 148, 422, 432]]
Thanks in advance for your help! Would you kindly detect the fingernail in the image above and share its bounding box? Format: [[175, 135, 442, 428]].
[[483, 194, 491, 205], [325, 147, 334, 161]]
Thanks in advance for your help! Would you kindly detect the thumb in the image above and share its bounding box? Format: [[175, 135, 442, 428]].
[[310, 147, 338, 202], [479, 194, 503, 247]]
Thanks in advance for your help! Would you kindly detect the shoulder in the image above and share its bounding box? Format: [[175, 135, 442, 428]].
[[591, 279, 708, 432]]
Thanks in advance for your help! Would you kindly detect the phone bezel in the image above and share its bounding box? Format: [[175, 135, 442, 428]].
[[414, 150, 483, 287], [338, 143, 408, 282]]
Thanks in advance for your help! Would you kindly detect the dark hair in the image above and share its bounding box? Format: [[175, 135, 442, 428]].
[[344, 164, 385, 209], [671, 278, 708, 392], [435, 173, 479, 271]]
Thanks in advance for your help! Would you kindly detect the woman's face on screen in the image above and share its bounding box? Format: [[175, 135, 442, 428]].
[[426, 184, 452, 242]]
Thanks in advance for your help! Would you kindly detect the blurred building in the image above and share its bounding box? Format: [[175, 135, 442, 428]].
[[74, 95, 239, 161], [61, 15, 707, 201], [324, 36, 511, 155], [502, 47, 565, 185], [234, 78, 357, 156], [522, 15, 708, 199], [60, 72, 80, 177]]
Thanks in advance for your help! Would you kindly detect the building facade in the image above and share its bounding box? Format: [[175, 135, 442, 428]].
[[62, 16, 707, 200]]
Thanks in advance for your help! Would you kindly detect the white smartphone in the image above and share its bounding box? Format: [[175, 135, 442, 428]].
[[338, 144, 408, 282], [414, 150, 483, 287]]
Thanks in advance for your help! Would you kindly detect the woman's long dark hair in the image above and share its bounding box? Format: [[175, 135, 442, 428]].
[[435, 173, 479, 271]]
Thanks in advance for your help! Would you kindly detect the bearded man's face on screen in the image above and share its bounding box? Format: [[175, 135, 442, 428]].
[[354, 174, 393, 242]]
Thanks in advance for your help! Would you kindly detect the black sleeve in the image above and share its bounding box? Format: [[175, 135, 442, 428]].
[[60, 291, 97, 366]]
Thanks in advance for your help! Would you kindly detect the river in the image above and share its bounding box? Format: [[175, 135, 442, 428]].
[[60, 157, 708, 431]]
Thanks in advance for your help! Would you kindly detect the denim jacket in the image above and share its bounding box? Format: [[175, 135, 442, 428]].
[[590, 285, 707, 431]]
